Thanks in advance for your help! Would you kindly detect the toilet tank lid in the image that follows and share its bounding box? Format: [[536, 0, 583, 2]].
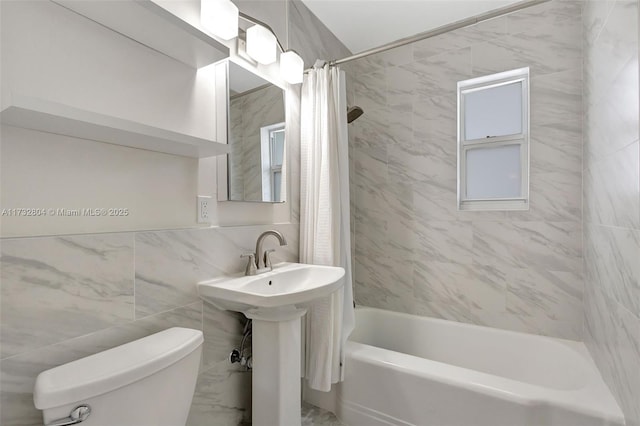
[[33, 327, 203, 410]]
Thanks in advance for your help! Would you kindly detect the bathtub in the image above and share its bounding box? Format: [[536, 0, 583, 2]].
[[305, 307, 624, 426]]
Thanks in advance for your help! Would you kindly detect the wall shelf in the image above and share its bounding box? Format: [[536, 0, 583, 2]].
[[1, 95, 230, 158], [53, 0, 229, 69]]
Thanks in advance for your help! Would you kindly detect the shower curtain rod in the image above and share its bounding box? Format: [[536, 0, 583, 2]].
[[304, 0, 550, 72]]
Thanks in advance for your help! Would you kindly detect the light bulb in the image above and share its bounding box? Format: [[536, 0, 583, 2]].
[[280, 51, 304, 84], [246, 25, 277, 65], [201, 0, 239, 41]]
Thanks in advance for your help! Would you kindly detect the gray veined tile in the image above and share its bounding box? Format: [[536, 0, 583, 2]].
[[472, 221, 582, 273], [343, 45, 412, 79], [354, 207, 388, 258], [403, 47, 472, 99], [134, 228, 221, 318], [353, 253, 415, 315], [385, 104, 414, 146], [0, 233, 134, 359], [417, 300, 582, 340], [493, 311, 582, 340], [507, 0, 583, 37], [412, 17, 507, 62], [353, 180, 387, 216], [352, 70, 386, 112], [472, 15, 581, 77], [529, 121, 583, 176], [584, 285, 640, 425], [382, 182, 415, 230], [350, 105, 393, 153], [585, 0, 638, 100], [413, 219, 474, 265], [386, 64, 417, 108], [412, 93, 457, 152], [202, 303, 245, 370], [352, 145, 388, 189], [584, 56, 639, 161], [584, 224, 640, 316], [530, 68, 582, 126], [614, 305, 640, 425], [186, 360, 251, 426], [584, 141, 640, 230], [506, 267, 583, 323], [387, 143, 457, 189], [582, 0, 615, 46], [515, 172, 582, 223], [413, 261, 507, 313]]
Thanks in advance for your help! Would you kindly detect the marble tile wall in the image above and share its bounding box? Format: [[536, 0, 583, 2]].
[[343, 0, 585, 340], [583, 0, 640, 424], [0, 223, 299, 426], [287, 0, 351, 67]]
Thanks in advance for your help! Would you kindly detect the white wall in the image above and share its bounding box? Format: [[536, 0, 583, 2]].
[[1, 0, 217, 140], [1, 126, 198, 236], [0, 0, 295, 237]]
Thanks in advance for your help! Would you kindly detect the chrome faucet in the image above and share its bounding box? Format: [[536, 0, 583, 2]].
[[241, 230, 287, 276]]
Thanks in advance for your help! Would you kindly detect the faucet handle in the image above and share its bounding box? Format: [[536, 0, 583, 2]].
[[240, 253, 257, 276], [263, 249, 276, 270]]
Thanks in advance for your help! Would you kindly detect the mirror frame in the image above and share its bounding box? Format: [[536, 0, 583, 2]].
[[215, 58, 287, 203]]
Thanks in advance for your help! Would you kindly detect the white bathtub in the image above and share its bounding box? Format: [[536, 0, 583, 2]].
[[305, 307, 625, 426]]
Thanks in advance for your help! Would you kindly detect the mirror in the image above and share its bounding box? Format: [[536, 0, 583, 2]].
[[226, 61, 286, 203]]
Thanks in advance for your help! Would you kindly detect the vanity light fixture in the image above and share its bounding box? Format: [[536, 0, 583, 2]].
[[279, 50, 304, 84], [206, 9, 304, 84], [200, 0, 239, 40], [246, 24, 277, 65]]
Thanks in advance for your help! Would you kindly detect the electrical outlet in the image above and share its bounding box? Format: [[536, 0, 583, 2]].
[[197, 196, 212, 224]]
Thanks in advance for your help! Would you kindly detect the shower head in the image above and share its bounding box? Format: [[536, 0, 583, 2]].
[[347, 106, 364, 123]]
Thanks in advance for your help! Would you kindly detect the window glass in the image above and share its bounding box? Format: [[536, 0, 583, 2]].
[[271, 130, 285, 167], [465, 145, 521, 199], [273, 171, 282, 201], [464, 82, 523, 140]]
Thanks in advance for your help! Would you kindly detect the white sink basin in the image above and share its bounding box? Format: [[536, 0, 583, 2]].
[[199, 261, 345, 426], [197, 262, 345, 313]]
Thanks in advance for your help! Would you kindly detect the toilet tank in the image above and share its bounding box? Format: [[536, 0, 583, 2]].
[[34, 327, 203, 426]]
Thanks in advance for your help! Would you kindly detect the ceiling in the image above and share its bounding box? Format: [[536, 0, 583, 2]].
[[300, 0, 523, 54]]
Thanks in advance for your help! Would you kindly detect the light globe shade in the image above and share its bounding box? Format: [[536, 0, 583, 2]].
[[201, 0, 239, 40], [246, 25, 277, 65], [280, 51, 304, 84]]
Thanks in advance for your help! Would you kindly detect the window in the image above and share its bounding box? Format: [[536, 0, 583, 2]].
[[457, 67, 529, 211], [260, 122, 285, 202]]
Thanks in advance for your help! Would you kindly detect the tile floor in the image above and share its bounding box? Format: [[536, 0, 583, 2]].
[[302, 402, 344, 426]]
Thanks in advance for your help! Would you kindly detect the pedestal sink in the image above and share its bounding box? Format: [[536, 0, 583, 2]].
[[198, 262, 345, 426]]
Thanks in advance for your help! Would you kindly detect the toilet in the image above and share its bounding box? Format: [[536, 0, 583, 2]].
[[33, 327, 203, 426]]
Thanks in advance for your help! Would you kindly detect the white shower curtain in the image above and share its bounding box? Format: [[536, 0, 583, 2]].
[[300, 63, 355, 392]]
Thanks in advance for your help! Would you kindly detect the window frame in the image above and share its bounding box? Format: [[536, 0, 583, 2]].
[[260, 122, 285, 202], [457, 67, 530, 211], [269, 127, 285, 201]]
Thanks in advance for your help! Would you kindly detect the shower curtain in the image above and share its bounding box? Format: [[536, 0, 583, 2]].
[[300, 63, 355, 392]]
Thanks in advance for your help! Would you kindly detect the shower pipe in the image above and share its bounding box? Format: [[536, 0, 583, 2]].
[[304, 0, 551, 71]]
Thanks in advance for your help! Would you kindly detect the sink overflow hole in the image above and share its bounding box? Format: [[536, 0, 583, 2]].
[[268, 280, 272, 286]]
